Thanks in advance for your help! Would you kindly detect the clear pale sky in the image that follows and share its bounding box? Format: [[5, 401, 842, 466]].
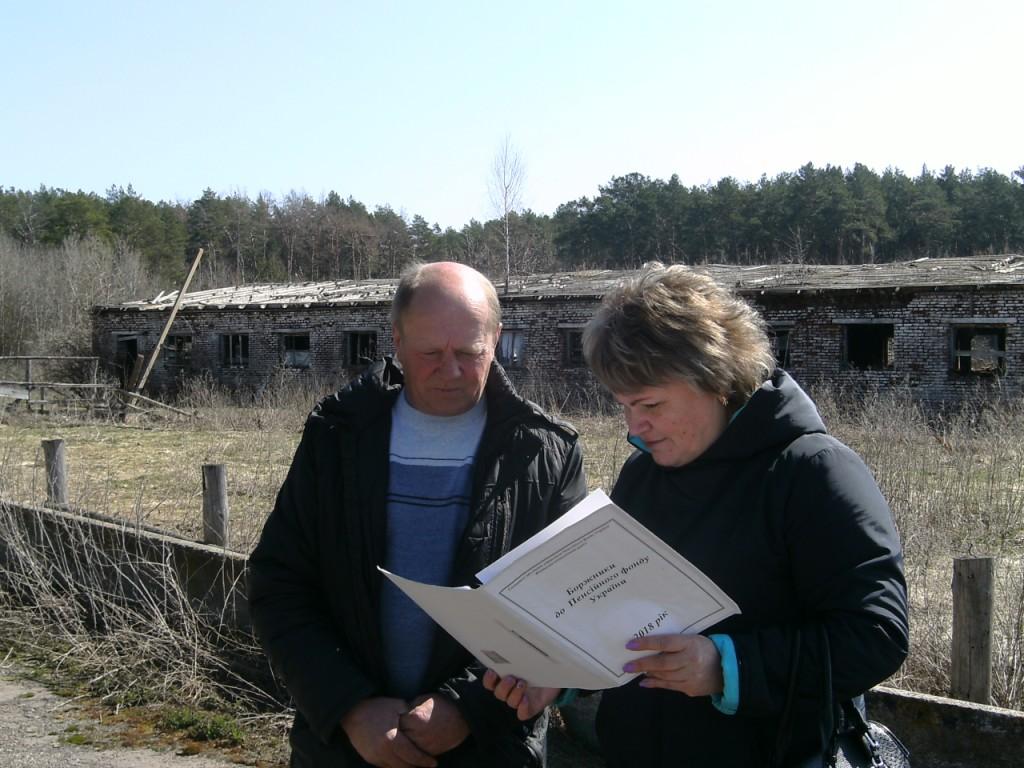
[[3, 1, 1021, 230]]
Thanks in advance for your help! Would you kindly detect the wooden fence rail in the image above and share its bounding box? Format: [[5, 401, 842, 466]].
[[0, 355, 106, 414], [0, 355, 195, 419]]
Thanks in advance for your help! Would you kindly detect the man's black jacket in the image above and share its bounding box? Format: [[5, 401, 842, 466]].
[[247, 358, 587, 767]]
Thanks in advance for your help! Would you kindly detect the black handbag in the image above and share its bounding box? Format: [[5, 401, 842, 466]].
[[774, 628, 911, 768], [829, 699, 910, 768]]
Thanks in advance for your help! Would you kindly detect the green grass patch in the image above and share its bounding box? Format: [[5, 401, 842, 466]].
[[160, 706, 245, 745]]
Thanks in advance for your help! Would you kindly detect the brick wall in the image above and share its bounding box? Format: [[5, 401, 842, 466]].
[[92, 285, 1024, 404], [497, 296, 600, 402], [752, 286, 1023, 402], [92, 304, 394, 395]]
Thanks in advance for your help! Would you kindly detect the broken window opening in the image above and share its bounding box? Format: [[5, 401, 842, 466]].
[[563, 329, 585, 366], [952, 326, 1006, 375], [845, 324, 894, 370], [497, 330, 527, 367], [221, 333, 249, 368], [768, 328, 792, 369], [348, 331, 377, 366], [282, 333, 311, 369], [164, 335, 193, 367]]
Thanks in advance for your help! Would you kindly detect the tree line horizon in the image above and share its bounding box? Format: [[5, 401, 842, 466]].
[[2, 161, 1023, 293]]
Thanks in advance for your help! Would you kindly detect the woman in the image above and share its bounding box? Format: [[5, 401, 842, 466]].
[[485, 264, 908, 766]]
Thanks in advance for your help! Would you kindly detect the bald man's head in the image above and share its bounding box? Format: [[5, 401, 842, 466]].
[[390, 262, 503, 415], [391, 262, 501, 335]]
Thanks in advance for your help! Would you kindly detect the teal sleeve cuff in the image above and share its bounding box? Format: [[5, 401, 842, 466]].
[[709, 634, 739, 715], [553, 688, 578, 708]]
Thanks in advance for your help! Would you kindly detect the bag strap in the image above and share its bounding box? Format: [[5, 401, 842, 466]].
[[771, 629, 803, 767], [772, 625, 844, 767], [819, 628, 840, 761], [840, 699, 871, 737]]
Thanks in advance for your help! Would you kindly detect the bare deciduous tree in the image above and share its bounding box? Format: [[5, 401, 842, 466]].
[[0, 234, 159, 356], [488, 135, 526, 292]]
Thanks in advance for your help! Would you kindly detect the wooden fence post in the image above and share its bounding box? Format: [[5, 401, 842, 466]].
[[25, 358, 33, 413], [202, 464, 229, 547], [41, 438, 68, 507], [90, 357, 99, 414], [951, 556, 994, 704]]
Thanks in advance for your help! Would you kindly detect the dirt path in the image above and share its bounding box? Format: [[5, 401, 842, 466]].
[[0, 658, 600, 767], [0, 663, 244, 768]]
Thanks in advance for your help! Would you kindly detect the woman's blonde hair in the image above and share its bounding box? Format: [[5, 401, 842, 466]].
[[583, 263, 776, 405]]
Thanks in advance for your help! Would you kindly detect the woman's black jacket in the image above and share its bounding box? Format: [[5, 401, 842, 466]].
[[596, 370, 909, 767]]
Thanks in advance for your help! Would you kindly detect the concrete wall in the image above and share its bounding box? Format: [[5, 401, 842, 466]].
[[0, 501, 249, 631], [867, 686, 1024, 768]]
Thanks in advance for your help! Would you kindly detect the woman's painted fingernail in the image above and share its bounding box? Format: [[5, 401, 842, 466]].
[[626, 639, 641, 650], [623, 661, 637, 673]]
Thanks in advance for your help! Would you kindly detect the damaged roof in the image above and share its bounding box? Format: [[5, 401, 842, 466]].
[[99, 254, 1024, 312]]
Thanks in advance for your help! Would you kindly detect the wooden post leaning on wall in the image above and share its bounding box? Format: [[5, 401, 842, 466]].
[[133, 247, 204, 395], [202, 463, 229, 548], [951, 556, 995, 704], [41, 438, 68, 508]]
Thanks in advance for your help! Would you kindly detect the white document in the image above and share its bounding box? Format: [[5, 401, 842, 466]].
[[379, 489, 740, 689]]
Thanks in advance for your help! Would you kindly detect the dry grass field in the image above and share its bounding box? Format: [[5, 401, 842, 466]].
[[0, 389, 637, 554], [0, 419, 293, 549], [1, 378, 1023, 763]]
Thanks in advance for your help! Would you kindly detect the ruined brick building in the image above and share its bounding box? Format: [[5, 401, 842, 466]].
[[92, 255, 1024, 404]]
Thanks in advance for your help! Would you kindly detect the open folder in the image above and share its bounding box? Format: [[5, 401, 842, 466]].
[[379, 489, 739, 690]]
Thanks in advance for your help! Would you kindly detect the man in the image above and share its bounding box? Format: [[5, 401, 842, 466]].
[[248, 261, 587, 767]]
